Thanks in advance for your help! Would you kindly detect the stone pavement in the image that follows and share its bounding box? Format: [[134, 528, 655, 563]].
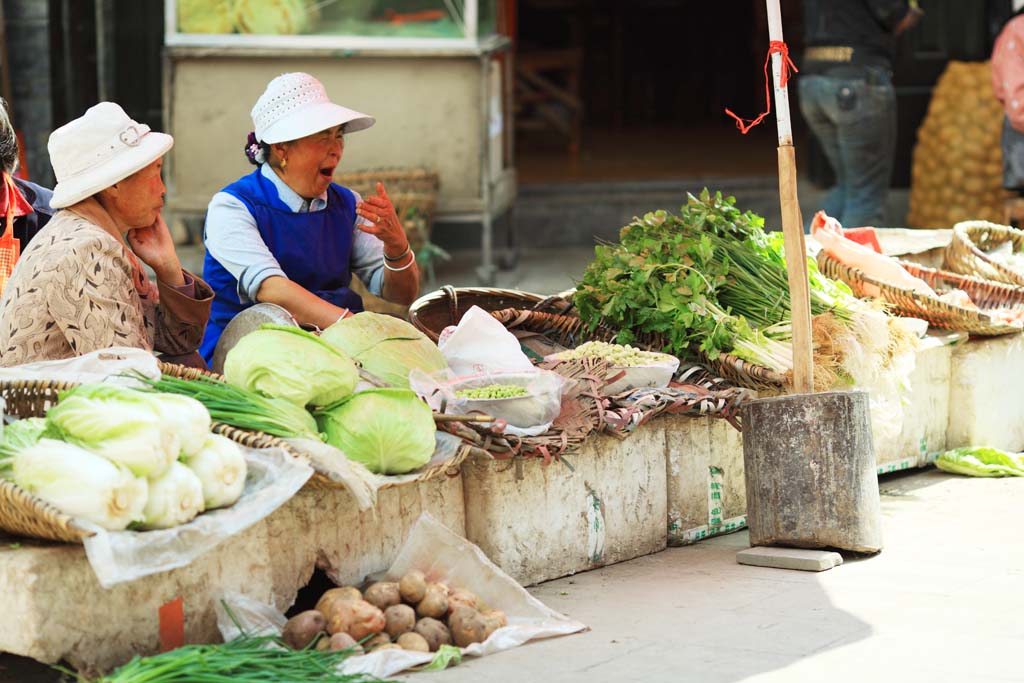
[[403, 469, 1023, 683]]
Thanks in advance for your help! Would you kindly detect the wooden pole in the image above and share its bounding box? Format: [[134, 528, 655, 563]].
[[766, 0, 814, 394]]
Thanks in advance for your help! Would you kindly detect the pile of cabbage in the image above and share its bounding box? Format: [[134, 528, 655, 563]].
[[220, 316, 446, 476], [0, 385, 246, 531]]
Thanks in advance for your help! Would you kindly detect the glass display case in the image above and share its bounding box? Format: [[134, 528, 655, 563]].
[[168, 0, 500, 52]]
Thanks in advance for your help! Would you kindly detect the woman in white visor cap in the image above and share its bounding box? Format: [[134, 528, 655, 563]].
[[0, 102, 213, 367], [200, 72, 419, 363]]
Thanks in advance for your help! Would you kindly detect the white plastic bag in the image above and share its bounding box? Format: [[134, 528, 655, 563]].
[[437, 306, 534, 376], [81, 446, 312, 588], [216, 513, 587, 678], [411, 368, 570, 437]]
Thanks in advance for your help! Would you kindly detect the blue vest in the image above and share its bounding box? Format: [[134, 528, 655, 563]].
[[200, 169, 364, 363]]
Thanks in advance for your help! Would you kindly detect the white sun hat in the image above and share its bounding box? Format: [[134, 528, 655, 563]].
[[48, 102, 173, 209], [252, 72, 375, 144]]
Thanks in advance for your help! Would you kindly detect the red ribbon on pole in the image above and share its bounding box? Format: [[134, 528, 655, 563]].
[[725, 40, 799, 134]]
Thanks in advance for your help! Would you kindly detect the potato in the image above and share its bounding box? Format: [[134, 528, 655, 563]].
[[384, 603, 416, 638], [449, 606, 487, 648], [363, 581, 401, 611], [327, 632, 361, 653], [325, 598, 384, 640], [363, 633, 391, 650], [399, 570, 427, 604], [414, 617, 452, 652], [416, 587, 448, 619], [396, 632, 430, 653], [316, 636, 331, 651], [480, 609, 507, 639], [281, 610, 326, 650], [315, 586, 362, 617], [445, 589, 479, 617], [374, 643, 402, 651]]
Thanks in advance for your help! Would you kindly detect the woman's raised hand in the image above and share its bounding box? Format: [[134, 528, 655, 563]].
[[356, 182, 410, 257], [127, 213, 185, 286]]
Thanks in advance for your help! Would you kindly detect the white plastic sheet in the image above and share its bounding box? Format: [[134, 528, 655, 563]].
[[217, 513, 587, 678], [0, 347, 160, 387], [81, 446, 312, 588]]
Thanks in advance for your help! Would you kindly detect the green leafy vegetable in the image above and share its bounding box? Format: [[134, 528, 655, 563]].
[[11, 438, 148, 530], [321, 312, 448, 389], [316, 389, 435, 475], [0, 417, 48, 469], [935, 447, 1024, 477], [47, 385, 180, 478], [224, 324, 359, 407]]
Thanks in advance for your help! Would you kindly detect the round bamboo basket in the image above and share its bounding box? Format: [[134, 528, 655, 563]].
[[409, 286, 574, 342], [817, 251, 1024, 336], [944, 220, 1024, 286]]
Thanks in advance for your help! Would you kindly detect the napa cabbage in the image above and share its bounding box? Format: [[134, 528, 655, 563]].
[[142, 461, 205, 530], [183, 434, 247, 509]]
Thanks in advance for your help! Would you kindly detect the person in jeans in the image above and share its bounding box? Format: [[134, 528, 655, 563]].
[[798, 0, 921, 228]]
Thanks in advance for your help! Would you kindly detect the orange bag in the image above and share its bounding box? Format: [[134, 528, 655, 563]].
[[0, 173, 22, 294]]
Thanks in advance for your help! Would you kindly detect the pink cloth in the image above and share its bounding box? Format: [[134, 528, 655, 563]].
[[992, 15, 1024, 132]]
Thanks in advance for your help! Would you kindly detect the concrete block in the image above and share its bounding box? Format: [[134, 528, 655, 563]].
[[665, 415, 747, 546], [872, 340, 952, 468], [736, 546, 844, 572], [0, 476, 464, 673], [0, 521, 275, 673], [948, 334, 1024, 451], [263, 475, 466, 604], [461, 425, 668, 586]]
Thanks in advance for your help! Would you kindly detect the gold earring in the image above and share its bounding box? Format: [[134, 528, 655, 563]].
[[281, 158, 288, 169]]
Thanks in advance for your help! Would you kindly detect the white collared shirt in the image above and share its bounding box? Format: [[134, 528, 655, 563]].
[[204, 163, 385, 303]]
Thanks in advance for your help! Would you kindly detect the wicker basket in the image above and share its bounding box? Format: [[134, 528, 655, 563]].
[[816, 251, 1024, 336], [944, 220, 1024, 286], [409, 286, 575, 342], [488, 308, 789, 391], [0, 376, 307, 543], [335, 168, 439, 254]]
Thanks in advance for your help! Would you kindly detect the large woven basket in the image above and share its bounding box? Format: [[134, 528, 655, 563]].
[[409, 286, 575, 342], [0, 375, 301, 543], [487, 308, 789, 391], [944, 220, 1024, 286], [335, 168, 439, 254], [816, 251, 1024, 336]]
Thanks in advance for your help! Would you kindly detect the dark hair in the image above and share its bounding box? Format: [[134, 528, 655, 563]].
[[0, 98, 19, 175], [244, 131, 271, 166]]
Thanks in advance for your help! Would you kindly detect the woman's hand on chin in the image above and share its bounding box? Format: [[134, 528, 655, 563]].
[[128, 213, 185, 285]]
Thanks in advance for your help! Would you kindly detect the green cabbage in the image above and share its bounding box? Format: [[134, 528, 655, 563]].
[[183, 434, 247, 509], [47, 385, 180, 478], [935, 447, 1024, 477], [235, 0, 318, 35], [321, 312, 448, 389], [224, 325, 359, 408], [316, 388, 435, 475], [142, 461, 205, 530], [0, 417, 48, 462], [13, 438, 149, 530]]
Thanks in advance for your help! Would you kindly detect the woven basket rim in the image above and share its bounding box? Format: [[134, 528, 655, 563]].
[[817, 251, 1022, 334]]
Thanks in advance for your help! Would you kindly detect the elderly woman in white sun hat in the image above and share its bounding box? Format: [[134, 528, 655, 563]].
[[0, 102, 213, 367], [200, 72, 419, 363]]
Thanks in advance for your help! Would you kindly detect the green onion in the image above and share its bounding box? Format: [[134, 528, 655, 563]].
[[78, 633, 387, 683], [133, 373, 323, 442]]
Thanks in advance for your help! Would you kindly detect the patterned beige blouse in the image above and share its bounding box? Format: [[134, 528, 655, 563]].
[[0, 211, 213, 366]]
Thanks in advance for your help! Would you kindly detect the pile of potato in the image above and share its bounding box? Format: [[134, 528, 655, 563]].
[[907, 60, 1005, 229], [281, 570, 508, 655]]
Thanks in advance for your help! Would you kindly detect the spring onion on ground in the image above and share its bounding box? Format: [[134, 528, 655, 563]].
[[133, 373, 322, 442], [84, 632, 386, 683]]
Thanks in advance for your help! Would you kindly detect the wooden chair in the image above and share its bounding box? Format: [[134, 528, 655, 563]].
[[515, 48, 584, 157]]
